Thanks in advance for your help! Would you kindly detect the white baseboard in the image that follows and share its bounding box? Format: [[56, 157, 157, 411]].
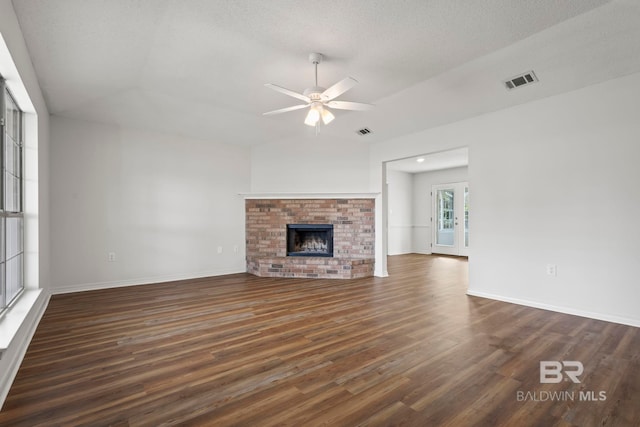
[[412, 249, 432, 255], [466, 289, 640, 328], [374, 266, 388, 277], [52, 267, 246, 295], [0, 290, 50, 409]]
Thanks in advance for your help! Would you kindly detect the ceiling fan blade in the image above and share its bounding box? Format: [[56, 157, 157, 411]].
[[321, 77, 358, 101], [326, 100, 374, 111], [263, 104, 309, 116], [264, 83, 310, 102]]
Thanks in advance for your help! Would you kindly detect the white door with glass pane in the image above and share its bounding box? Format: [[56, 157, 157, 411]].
[[432, 182, 469, 256]]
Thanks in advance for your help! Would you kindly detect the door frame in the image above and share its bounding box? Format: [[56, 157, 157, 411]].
[[432, 182, 469, 256]]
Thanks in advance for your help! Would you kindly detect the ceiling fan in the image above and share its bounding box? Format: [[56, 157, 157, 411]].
[[263, 53, 373, 128]]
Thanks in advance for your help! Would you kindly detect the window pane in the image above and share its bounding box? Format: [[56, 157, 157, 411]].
[[436, 189, 455, 246], [5, 91, 19, 142], [6, 217, 23, 258], [5, 93, 13, 140], [5, 173, 14, 212], [4, 218, 23, 306], [0, 217, 4, 262], [5, 136, 14, 174], [6, 254, 22, 304], [4, 140, 21, 212], [0, 262, 5, 309]]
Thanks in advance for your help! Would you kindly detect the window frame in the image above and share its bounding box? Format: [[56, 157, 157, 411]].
[[0, 76, 25, 314]]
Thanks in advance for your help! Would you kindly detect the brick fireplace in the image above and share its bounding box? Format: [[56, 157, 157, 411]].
[[245, 198, 375, 279]]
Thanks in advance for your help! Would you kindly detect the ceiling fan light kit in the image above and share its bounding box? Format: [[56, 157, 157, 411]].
[[263, 52, 373, 130], [320, 108, 335, 125], [304, 105, 320, 126]]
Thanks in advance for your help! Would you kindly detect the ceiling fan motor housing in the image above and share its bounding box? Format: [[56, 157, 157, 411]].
[[303, 86, 326, 100], [308, 52, 323, 64]]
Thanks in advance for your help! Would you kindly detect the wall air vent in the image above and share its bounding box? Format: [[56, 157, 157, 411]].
[[504, 71, 538, 90], [356, 127, 372, 136]]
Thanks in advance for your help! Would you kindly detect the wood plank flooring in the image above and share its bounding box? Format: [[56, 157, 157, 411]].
[[1, 254, 639, 426]]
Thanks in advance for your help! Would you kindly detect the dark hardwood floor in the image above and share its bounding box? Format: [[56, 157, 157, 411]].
[[1, 254, 639, 426]]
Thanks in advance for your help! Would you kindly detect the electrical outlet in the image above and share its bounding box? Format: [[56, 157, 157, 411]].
[[233, 245, 239, 253], [108, 252, 116, 262], [217, 246, 223, 254], [546, 264, 557, 276]]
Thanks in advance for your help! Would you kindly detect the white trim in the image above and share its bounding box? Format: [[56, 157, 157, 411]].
[[0, 290, 49, 408], [466, 289, 640, 328], [413, 250, 432, 255], [0, 289, 44, 351], [239, 192, 379, 200], [0, 34, 35, 114], [374, 267, 388, 278], [52, 267, 247, 295]]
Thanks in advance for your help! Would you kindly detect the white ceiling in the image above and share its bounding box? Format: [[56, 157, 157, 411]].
[[387, 148, 469, 174], [11, 0, 640, 147]]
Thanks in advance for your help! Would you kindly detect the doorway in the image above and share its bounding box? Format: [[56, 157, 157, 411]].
[[432, 182, 469, 256], [382, 147, 469, 278]]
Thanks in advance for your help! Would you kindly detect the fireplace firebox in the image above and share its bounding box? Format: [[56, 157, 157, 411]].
[[286, 224, 333, 257]]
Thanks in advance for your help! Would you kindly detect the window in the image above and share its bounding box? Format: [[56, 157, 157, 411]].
[[0, 77, 24, 314], [438, 189, 455, 231]]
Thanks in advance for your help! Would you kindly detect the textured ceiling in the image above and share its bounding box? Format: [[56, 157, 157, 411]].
[[11, 0, 640, 147]]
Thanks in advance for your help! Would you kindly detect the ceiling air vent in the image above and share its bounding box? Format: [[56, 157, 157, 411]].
[[504, 71, 538, 90], [356, 127, 372, 136]]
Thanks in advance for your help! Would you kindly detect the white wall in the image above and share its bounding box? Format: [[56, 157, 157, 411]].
[[50, 116, 250, 293], [387, 166, 469, 255], [386, 170, 413, 255], [412, 166, 468, 254], [250, 133, 370, 193], [0, 0, 50, 408], [371, 71, 640, 327]]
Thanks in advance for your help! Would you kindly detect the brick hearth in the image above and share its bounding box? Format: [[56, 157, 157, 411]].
[[245, 198, 375, 279]]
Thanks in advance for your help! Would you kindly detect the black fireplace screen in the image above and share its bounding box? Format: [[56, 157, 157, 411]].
[[286, 224, 334, 257]]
